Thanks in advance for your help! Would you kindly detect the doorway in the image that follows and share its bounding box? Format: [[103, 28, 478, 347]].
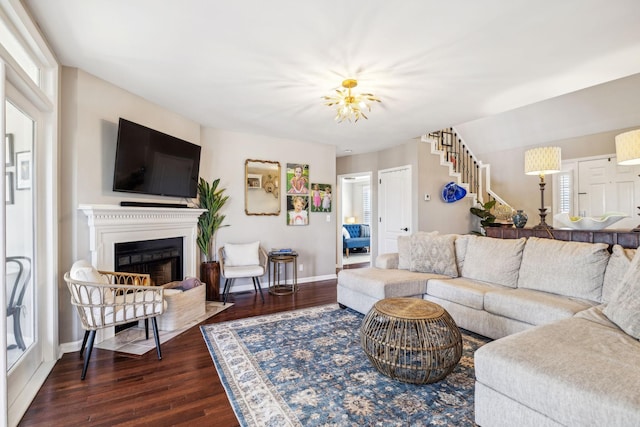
[[337, 172, 372, 269]]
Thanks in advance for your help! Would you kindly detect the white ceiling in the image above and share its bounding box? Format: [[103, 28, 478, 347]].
[[24, 0, 640, 157]]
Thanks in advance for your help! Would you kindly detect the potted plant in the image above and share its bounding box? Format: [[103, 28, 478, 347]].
[[470, 199, 497, 235], [197, 177, 229, 300]]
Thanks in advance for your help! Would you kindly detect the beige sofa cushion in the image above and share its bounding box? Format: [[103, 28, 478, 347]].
[[461, 236, 526, 288], [518, 237, 609, 302], [410, 233, 458, 277], [337, 268, 444, 300], [397, 235, 412, 270], [603, 248, 640, 340], [454, 234, 471, 274], [484, 288, 595, 326], [602, 245, 636, 303], [427, 277, 506, 310], [475, 317, 640, 427]]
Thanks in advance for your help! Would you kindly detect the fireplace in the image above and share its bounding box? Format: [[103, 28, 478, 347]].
[[80, 204, 205, 341], [114, 237, 183, 286]]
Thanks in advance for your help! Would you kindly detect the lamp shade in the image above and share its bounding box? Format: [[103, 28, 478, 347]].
[[524, 147, 562, 176], [615, 129, 640, 165]]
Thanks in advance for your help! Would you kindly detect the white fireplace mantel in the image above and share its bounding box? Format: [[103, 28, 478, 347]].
[[79, 204, 206, 275]]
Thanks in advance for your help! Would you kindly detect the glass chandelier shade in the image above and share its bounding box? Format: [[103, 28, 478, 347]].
[[323, 79, 381, 123]]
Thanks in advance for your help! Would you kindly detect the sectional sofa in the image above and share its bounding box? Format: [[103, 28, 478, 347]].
[[337, 232, 640, 426]]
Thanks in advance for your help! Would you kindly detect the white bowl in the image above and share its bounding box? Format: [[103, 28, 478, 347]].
[[554, 212, 628, 230]]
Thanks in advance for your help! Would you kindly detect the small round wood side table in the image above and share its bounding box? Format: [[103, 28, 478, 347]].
[[360, 298, 462, 384], [267, 252, 298, 295]]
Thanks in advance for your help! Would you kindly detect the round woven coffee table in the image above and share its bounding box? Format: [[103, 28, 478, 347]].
[[360, 298, 462, 384]]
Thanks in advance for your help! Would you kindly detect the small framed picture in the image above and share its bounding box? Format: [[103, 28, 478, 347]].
[[5, 172, 14, 205], [287, 195, 309, 226], [16, 151, 31, 190], [310, 183, 332, 212], [286, 163, 309, 195], [5, 134, 13, 167]]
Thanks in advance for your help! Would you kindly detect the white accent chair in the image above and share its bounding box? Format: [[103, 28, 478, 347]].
[[219, 242, 267, 304], [64, 260, 165, 380]]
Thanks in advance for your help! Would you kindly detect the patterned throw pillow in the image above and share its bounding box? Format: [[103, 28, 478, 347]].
[[360, 224, 370, 238], [410, 233, 458, 277], [603, 248, 640, 340]]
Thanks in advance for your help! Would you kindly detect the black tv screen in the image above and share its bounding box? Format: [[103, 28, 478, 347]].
[[113, 118, 201, 198]]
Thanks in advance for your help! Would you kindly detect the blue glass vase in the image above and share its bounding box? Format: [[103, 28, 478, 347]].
[[512, 210, 528, 228]]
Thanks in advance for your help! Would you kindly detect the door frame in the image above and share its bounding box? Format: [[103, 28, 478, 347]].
[[336, 171, 373, 269]]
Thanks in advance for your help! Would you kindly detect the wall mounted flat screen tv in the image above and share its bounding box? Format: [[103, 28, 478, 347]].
[[113, 118, 201, 198]]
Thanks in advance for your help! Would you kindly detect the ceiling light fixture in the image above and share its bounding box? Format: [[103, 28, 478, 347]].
[[323, 79, 381, 123]]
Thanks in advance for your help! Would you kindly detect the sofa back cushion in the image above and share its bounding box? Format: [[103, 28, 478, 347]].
[[602, 245, 636, 303], [518, 237, 609, 301], [410, 233, 458, 277], [603, 248, 640, 340], [397, 235, 413, 270], [454, 234, 471, 274], [461, 236, 526, 288], [344, 224, 361, 239]]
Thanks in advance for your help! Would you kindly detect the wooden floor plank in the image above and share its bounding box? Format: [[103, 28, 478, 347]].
[[19, 279, 339, 426]]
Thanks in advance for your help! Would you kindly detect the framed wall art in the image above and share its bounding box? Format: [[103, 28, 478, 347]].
[[16, 151, 31, 190], [286, 163, 309, 195], [5, 172, 14, 205], [287, 195, 309, 225], [311, 183, 332, 212], [5, 134, 13, 167]]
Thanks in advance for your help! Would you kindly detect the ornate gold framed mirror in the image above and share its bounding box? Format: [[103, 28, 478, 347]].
[[245, 159, 281, 216]]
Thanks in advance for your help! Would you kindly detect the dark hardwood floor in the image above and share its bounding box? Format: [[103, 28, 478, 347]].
[[19, 278, 339, 426]]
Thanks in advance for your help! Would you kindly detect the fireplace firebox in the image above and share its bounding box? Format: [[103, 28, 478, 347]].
[[114, 237, 183, 286]]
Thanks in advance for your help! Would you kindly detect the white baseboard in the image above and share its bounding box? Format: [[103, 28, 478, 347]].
[[227, 273, 336, 294]]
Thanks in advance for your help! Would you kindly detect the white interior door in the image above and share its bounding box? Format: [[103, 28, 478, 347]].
[[578, 157, 640, 229], [378, 166, 412, 254]]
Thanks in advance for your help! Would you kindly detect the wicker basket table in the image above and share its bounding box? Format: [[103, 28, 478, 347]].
[[360, 298, 462, 384]]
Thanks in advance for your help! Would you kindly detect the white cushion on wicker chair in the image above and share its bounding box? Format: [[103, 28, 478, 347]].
[[224, 241, 260, 266]]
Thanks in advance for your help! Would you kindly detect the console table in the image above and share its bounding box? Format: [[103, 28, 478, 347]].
[[486, 227, 640, 249]]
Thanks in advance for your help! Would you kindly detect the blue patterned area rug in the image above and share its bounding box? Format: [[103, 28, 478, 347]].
[[200, 304, 489, 426]]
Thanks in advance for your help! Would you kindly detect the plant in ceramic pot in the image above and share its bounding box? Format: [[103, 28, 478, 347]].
[[470, 200, 497, 235], [197, 177, 229, 300]]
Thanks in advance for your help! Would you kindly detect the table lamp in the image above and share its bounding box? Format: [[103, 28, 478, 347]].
[[615, 129, 640, 230], [524, 147, 562, 229]]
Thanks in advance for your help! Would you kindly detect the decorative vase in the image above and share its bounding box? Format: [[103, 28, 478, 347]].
[[512, 210, 528, 228], [200, 261, 220, 301]]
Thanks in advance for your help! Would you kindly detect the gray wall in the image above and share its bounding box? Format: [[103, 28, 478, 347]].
[[478, 127, 635, 226], [337, 140, 474, 261], [59, 68, 336, 344]]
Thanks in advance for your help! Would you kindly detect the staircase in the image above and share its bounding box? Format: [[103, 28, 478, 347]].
[[421, 128, 512, 215]]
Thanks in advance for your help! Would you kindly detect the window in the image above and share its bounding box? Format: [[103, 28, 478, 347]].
[[363, 184, 371, 225], [558, 171, 573, 214]]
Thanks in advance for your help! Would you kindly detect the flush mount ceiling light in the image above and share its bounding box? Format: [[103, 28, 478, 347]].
[[323, 79, 381, 123]]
